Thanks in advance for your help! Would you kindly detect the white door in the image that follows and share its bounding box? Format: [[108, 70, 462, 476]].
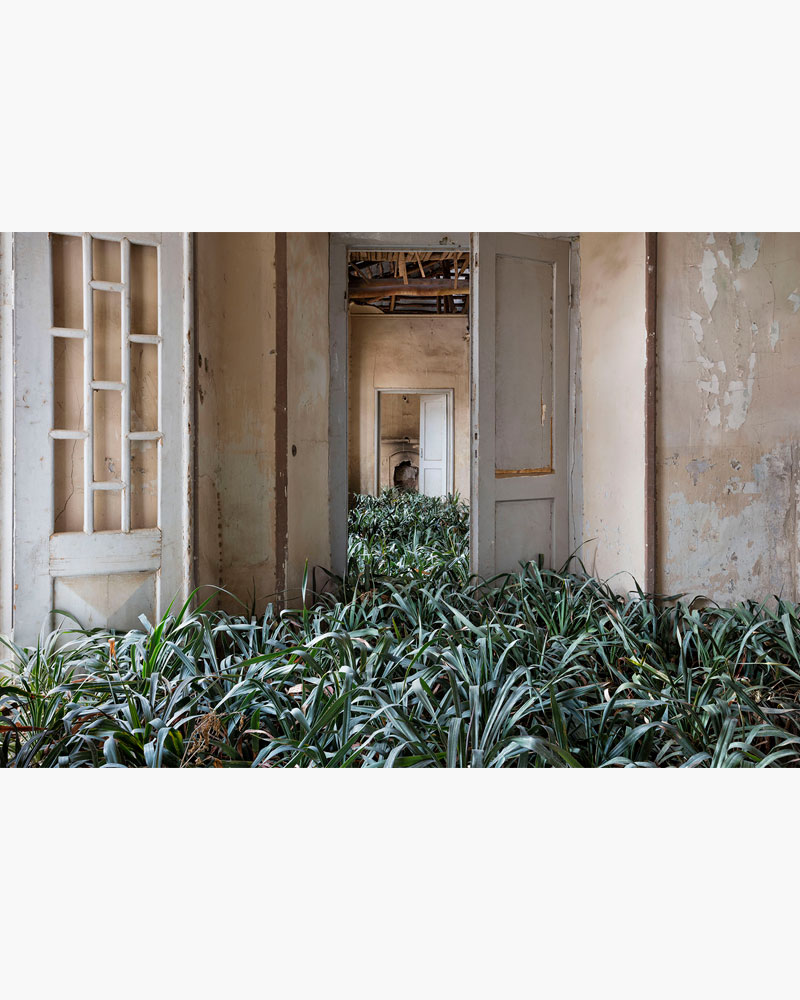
[[12, 232, 192, 645], [471, 233, 570, 579], [418, 393, 449, 497]]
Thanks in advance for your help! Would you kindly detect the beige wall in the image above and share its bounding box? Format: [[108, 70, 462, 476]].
[[195, 232, 331, 609], [195, 233, 278, 611], [580, 233, 647, 587], [657, 232, 800, 603], [348, 314, 470, 499]]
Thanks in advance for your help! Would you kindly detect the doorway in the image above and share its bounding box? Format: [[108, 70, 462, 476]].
[[343, 247, 470, 510], [329, 232, 574, 582], [375, 388, 454, 497]]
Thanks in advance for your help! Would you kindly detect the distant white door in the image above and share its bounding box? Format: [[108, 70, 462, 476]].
[[419, 393, 449, 497], [12, 232, 192, 645]]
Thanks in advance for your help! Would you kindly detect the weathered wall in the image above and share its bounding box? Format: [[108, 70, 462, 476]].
[[195, 232, 331, 609], [348, 314, 470, 499], [580, 233, 647, 586], [195, 233, 278, 610], [286, 233, 330, 595], [0, 233, 12, 640], [657, 233, 800, 603]]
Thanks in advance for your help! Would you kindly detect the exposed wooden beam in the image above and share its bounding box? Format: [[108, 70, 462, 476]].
[[349, 278, 470, 299]]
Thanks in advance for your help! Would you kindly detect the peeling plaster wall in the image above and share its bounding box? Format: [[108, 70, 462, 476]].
[[348, 314, 470, 499], [657, 233, 800, 603], [286, 233, 330, 597], [195, 233, 278, 611], [0, 233, 12, 640], [580, 233, 647, 587]]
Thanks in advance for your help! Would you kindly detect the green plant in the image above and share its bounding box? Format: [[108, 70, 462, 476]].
[[3, 490, 800, 767]]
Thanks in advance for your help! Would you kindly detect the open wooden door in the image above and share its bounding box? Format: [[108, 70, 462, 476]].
[[12, 232, 192, 645], [471, 233, 570, 579]]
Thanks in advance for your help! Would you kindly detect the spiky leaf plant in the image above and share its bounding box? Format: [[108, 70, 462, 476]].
[[3, 490, 800, 767]]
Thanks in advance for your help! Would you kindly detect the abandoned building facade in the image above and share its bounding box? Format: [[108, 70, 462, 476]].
[[1, 232, 798, 646]]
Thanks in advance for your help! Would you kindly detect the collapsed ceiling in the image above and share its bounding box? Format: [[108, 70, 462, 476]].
[[348, 250, 470, 315]]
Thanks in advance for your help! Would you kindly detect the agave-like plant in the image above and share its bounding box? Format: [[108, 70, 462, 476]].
[[3, 489, 800, 767]]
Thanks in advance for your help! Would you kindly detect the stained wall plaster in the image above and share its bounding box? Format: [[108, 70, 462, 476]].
[[0, 233, 12, 640], [657, 233, 800, 603], [194, 233, 331, 611], [195, 233, 278, 611]]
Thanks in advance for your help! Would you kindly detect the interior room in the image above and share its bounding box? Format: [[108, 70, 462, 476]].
[[346, 250, 470, 505]]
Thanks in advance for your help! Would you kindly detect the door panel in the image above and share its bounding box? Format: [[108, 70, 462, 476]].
[[495, 498, 554, 572], [472, 233, 570, 579], [495, 255, 555, 473], [12, 232, 190, 644]]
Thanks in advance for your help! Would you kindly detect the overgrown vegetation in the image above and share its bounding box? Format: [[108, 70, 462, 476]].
[[3, 489, 800, 766]]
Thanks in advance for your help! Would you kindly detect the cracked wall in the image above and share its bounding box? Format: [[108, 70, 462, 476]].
[[657, 233, 800, 603]]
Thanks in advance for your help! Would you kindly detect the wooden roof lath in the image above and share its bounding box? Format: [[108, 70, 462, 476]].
[[347, 250, 470, 315]]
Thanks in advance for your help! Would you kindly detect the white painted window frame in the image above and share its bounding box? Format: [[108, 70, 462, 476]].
[[3, 232, 194, 643], [374, 387, 454, 497]]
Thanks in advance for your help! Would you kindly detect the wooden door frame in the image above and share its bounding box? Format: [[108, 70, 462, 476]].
[[328, 233, 471, 578], [374, 387, 454, 496]]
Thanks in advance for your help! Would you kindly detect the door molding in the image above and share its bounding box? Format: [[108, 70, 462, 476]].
[[374, 387, 454, 496]]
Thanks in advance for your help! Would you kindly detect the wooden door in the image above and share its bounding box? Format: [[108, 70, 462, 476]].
[[12, 232, 191, 645], [471, 233, 570, 579]]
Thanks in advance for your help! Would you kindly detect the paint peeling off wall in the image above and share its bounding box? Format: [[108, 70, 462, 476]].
[[0, 233, 12, 640], [657, 233, 800, 603]]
